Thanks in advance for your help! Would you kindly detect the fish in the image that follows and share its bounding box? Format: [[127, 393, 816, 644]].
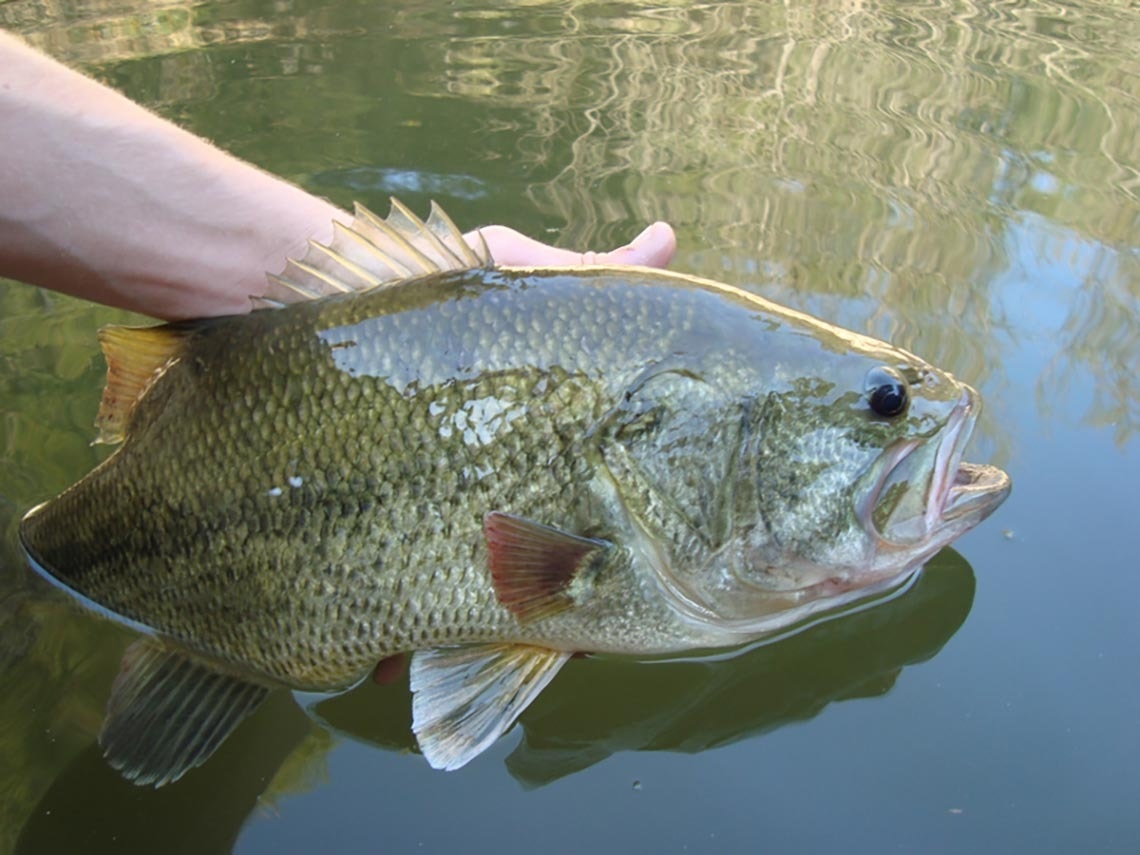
[[19, 199, 1011, 786]]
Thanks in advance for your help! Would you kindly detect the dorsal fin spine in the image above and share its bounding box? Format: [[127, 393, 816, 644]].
[[427, 200, 483, 267], [257, 198, 490, 308], [470, 227, 492, 266], [352, 204, 436, 273], [301, 242, 381, 288], [389, 197, 464, 268], [289, 256, 354, 293], [266, 272, 321, 300], [329, 220, 413, 279]]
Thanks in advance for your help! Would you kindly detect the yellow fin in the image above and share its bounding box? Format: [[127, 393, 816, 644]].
[[259, 198, 494, 308], [95, 324, 190, 444]]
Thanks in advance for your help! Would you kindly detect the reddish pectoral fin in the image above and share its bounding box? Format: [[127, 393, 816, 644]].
[[410, 644, 573, 771], [483, 511, 611, 622], [100, 638, 268, 787]]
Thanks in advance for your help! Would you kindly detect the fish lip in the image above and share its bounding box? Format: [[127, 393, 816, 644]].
[[926, 386, 976, 531], [941, 461, 1011, 523], [928, 387, 1010, 529]]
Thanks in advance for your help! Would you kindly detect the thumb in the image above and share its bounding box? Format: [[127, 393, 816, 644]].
[[469, 222, 677, 270], [591, 222, 676, 268]]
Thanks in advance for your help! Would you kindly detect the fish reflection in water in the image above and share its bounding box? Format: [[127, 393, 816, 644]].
[[17, 550, 972, 853], [314, 548, 975, 787]]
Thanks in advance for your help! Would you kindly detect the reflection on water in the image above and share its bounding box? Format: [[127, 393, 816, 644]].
[[314, 549, 974, 789], [310, 166, 491, 200], [0, 0, 1137, 851], [16, 690, 317, 854], [3, 0, 1133, 447], [4, 530, 972, 853]]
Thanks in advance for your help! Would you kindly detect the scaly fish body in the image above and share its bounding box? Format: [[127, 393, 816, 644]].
[[19, 201, 1010, 783]]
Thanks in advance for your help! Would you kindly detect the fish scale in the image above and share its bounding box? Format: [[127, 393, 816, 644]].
[[24, 272, 673, 681]]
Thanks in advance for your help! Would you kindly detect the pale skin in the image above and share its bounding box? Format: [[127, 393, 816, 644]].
[[0, 32, 676, 321]]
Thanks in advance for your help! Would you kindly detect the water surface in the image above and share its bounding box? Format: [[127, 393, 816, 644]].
[[1, 1, 1137, 852]]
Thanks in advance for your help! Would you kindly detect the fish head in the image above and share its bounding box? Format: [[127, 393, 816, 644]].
[[606, 316, 1010, 636]]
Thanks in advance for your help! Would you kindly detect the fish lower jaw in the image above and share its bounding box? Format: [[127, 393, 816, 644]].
[[792, 563, 915, 601], [696, 567, 922, 647], [653, 560, 922, 650], [866, 463, 1008, 581], [940, 462, 1011, 524], [798, 575, 875, 598]]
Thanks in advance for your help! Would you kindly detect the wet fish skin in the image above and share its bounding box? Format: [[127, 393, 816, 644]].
[[19, 202, 1010, 782], [24, 270, 723, 681]]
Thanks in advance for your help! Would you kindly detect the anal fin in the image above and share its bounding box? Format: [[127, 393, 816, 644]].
[[100, 638, 269, 787], [410, 644, 572, 771]]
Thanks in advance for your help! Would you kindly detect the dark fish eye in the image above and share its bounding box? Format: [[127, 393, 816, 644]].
[[865, 366, 909, 418]]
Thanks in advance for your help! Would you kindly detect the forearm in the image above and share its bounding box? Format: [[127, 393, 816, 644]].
[[0, 34, 676, 320], [0, 32, 347, 320]]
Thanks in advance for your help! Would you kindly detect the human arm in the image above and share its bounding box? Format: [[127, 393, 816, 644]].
[[0, 32, 675, 321]]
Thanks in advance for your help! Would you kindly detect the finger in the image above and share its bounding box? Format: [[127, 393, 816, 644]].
[[594, 222, 676, 268], [371, 654, 407, 685], [468, 222, 676, 270]]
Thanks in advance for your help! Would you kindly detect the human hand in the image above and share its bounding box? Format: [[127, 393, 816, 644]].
[[474, 222, 676, 269]]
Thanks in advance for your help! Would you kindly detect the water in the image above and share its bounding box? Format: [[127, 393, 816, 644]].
[[1, 1, 1137, 851]]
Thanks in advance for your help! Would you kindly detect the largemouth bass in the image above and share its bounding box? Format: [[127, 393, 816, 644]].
[[19, 200, 1010, 785]]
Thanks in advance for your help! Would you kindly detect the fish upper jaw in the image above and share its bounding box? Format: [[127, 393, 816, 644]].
[[927, 386, 978, 533]]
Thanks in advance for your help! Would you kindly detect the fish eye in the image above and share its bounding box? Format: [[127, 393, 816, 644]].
[[866, 366, 909, 418]]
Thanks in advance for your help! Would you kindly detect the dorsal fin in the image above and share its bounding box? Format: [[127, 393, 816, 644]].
[[259, 198, 493, 308], [95, 324, 192, 444]]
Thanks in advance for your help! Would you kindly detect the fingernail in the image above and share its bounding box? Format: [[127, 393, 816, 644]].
[[629, 223, 657, 250]]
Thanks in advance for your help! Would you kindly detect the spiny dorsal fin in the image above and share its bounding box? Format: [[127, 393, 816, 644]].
[[95, 324, 192, 444], [259, 198, 492, 308], [100, 638, 269, 787], [410, 643, 572, 770], [484, 512, 611, 622]]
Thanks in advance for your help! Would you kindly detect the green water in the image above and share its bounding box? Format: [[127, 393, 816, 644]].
[[1, 1, 1137, 851]]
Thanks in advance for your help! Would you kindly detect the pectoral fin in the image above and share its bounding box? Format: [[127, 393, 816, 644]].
[[410, 644, 572, 771], [100, 638, 269, 787], [484, 511, 611, 621]]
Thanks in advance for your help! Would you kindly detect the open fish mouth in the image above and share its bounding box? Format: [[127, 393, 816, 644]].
[[865, 386, 1010, 550], [941, 461, 1010, 523]]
